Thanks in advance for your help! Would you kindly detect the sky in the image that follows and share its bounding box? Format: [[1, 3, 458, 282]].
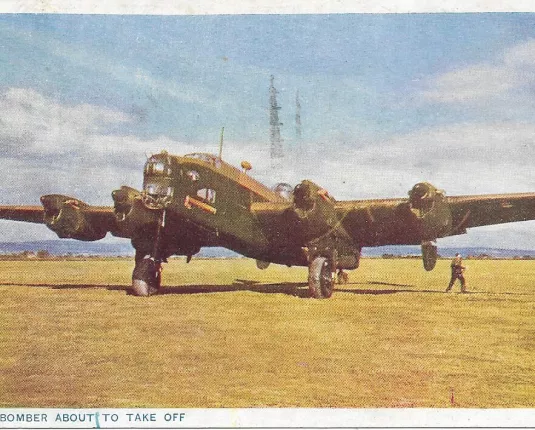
[[1, 13, 535, 248]]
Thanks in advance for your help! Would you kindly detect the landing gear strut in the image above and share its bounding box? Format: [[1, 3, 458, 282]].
[[131, 209, 166, 296], [308, 256, 334, 299], [422, 241, 438, 271], [337, 269, 349, 284]]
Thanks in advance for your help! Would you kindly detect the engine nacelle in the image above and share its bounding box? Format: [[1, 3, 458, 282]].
[[408, 182, 452, 241], [337, 252, 360, 270], [111, 186, 159, 238], [292, 180, 337, 241], [41, 195, 107, 241]]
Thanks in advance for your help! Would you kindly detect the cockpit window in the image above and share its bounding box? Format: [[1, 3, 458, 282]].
[[196, 188, 216, 204], [146, 183, 174, 198], [142, 178, 174, 210], [184, 153, 213, 162], [187, 170, 200, 181], [144, 155, 172, 177], [184, 153, 221, 168], [145, 161, 165, 175]]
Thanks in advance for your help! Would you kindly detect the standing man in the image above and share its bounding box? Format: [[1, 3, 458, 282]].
[[446, 253, 467, 293]]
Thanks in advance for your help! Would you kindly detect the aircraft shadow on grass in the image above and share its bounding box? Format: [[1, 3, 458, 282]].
[[0, 281, 308, 297], [0, 279, 471, 297]]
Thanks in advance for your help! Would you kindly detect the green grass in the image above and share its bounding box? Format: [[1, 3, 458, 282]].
[[0, 258, 534, 407]]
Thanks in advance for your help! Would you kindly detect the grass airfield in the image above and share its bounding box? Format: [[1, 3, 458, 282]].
[[0, 257, 533, 408]]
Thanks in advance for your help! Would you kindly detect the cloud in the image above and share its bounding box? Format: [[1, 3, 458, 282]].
[[504, 39, 535, 68], [421, 39, 535, 105], [0, 88, 131, 157], [422, 65, 516, 103]]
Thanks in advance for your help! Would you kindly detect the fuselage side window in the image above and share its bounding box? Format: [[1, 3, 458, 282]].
[[187, 170, 200, 181], [197, 188, 216, 204]]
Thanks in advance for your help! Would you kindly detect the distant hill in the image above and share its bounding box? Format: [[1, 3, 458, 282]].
[[0, 240, 239, 258], [0, 240, 534, 259], [362, 245, 535, 259], [0, 240, 135, 256]]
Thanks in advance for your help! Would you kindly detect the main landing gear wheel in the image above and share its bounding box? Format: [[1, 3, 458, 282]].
[[132, 257, 160, 296], [308, 256, 334, 299]]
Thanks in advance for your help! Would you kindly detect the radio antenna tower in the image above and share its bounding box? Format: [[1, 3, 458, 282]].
[[269, 75, 283, 170], [295, 90, 302, 140]]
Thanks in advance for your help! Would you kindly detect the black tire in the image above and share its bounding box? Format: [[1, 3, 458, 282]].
[[308, 256, 334, 299], [132, 258, 159, 296]]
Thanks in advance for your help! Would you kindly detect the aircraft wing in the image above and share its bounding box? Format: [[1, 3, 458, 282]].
[[334, 198, 416, 246], [0, 203, 118, 241], [0, 205, 46, 224], [249, 202, 293, 219], [250, 201, 294, 240], [447, 193, 535, 233], [336, 193, 535, 245], [0, 205, 116, 225], [253, 192, 535, 248], [251, 198, 415, 246]]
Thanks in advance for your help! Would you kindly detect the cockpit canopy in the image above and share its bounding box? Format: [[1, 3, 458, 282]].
[[144, 152, 172, 177], [184, 153, 222, 168], [272, 182, 294, 201]]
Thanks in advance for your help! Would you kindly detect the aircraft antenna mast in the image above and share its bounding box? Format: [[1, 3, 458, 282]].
[[295, 90, 302, 140], [269, 75, 283, 170]]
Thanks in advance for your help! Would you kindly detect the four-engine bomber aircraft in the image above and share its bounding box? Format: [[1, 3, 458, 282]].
[[2, 150, 535, 297]]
